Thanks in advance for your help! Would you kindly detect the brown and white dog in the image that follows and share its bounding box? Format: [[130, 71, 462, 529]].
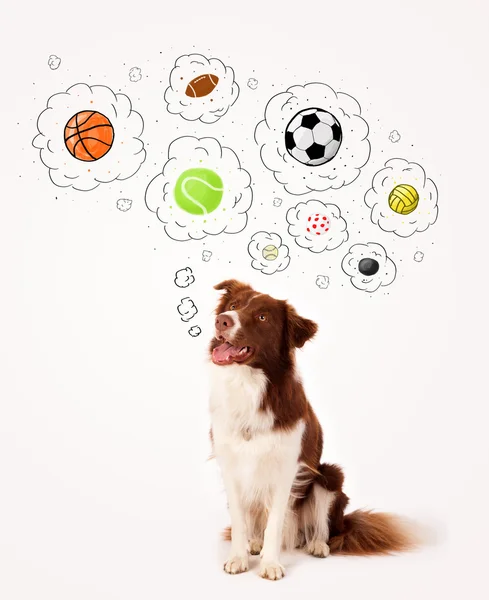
[[208, 279, 417, 580]]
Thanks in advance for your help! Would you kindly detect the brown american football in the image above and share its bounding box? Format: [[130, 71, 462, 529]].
[[185, 74, 219, 98]]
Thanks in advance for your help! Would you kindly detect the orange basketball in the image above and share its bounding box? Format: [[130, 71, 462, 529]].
[[64, 111, 114, 162]]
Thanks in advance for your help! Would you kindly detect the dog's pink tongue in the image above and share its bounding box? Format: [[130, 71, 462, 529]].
[[213, 341, 240, 364]]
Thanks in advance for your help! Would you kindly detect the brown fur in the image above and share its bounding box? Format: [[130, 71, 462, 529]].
[[210, 279, 318, 430], [328, 510, 417, 555], [212, 280, 419, 558]]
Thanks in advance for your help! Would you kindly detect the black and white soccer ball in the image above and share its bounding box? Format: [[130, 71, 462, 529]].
[[285, 108, 342, 167]]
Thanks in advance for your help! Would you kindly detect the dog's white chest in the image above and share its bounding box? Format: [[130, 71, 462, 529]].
[[208, 363, 304, 500], [209, 363, 272, 443]]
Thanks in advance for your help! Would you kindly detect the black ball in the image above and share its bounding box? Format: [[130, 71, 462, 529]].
[[358, 258, 379, 276]]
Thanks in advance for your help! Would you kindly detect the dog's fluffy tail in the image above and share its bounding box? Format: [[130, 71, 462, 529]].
[[328, 509, 418, 556], [221, 510, 419, 556]]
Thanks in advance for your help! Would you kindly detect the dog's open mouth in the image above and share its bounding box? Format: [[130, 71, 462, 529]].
[[212, 341, 254, 365]]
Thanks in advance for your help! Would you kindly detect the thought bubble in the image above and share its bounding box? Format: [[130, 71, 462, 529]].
[[178, 297, 197, 322], [273, 197, 282, 207], [164, 54, 239, 123], [341, 242, 396, 293], [248, 231, 290, 275], [48, 55, 61, 70], [316, 275, 329, 289], [255, 82, 370, 195], [247, 78, 258, 90], [286, 199, 348, 253], [188, 325, 201, 337], [116, 198, 132, 212], [145, 136, 252, 241], [129, 67, 142, 82], [33, 83, 146, 191], [389, 130, 401, 143], [364, 158, 439, 237], [202, 250, 212, 262], [414, 251, 424, 262], [174, 267, 195, 288]]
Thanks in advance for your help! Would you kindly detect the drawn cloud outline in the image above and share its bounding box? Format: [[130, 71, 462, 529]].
[[145, 135, 253, 242], [164, 53, 239, 124], [254, 82, 371, 195], [129, 67, 142, 82], [32, 82, 146, 191], [389, 130, 401, 143], [248, 231, 291, 275], [364, 158, 439, 238], [341, 242, 396, 293], [178, 297, 198, 322], [316, 275, 329, 289], [116, 198, 132, 212], [188, 325, 201, 337], [174, 267, 195, 288], [286, 199, 348, 253], [48, 55, 61, 70]]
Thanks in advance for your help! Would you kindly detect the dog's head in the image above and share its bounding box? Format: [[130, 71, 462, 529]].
[[209, 279, 318, 371]]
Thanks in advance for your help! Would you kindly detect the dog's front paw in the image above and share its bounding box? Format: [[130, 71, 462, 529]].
[[307, 540, 330, 558], [249, 539, 263, 555], [224, 555, 249, 575], [259, 560, 285, 580]]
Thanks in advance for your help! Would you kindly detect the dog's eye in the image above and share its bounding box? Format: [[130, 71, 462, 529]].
[[230, 304, 236, 310], [258, 314, 267, 321]]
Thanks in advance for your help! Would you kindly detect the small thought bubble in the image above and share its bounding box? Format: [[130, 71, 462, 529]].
[[177, 297, 197, 322], [188, 325, 201, 337], [129, 67, 142, 82], [247, 78, 258, 90], [316, 275, 329, 289], [414, 251, 424, 262], [48, 55, 61, 70], [202, 250, 212, 262], [175, 267, 195, 288], [116, 198, 132, 212], [389, 130, 401, 143], [273, 197, 282, 207]]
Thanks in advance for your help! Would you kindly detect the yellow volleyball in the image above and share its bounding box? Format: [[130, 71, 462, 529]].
[[388, 184, 419, 215]]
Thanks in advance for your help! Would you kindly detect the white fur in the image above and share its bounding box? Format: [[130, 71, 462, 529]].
[[209, 362, 307, 578], [291, 462, 316, 500], [301, 484, 335, 549]]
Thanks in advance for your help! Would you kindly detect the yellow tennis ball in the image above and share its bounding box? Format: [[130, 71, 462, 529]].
[[262, 244, 279, 261], [388, 184, 419, 215]]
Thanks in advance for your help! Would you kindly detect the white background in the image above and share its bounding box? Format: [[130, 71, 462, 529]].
[[1, 1, 488, 598]]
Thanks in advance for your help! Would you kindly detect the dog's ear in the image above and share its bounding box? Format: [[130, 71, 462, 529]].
[[286, 304, 318, 349], [214, 280, 252, 315], [214, 280, 251, 294]]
